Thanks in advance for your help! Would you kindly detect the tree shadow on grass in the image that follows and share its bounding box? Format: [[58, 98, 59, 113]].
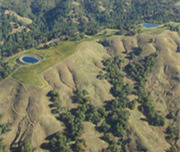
[[140, 118, 148, 122], [40, 133, 58, 152]]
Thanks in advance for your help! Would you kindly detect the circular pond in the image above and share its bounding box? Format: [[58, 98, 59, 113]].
[[22, 56, 39, 64], [18, 55, 42, 65]]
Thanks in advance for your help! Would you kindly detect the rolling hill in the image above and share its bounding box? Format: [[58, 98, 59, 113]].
[[0, 0, 180, 151], [0, 25, 180, 151]]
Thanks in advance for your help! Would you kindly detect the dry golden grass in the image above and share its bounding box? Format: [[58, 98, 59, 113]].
[[5, 10, 33, 24], [129, 107, 170, 152], [44, 41, 113, 109], [147, 31, 180, 112], [10, 26, 26, 34], [81, 122, 108, 152], [0, 77, 64, 150], [44, 31, 180, 151], [1, 28, 180, 151]]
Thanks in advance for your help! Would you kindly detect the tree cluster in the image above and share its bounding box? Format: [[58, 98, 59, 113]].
[[126, 53, 165, 126], [61, 90, 105, 140], [46, 89, 105, 151], [0, 60, 12, 80], [98, 56, 136, 151]]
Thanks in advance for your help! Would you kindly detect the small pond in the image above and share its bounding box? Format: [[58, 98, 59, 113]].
[[143, 23, 159, 28], [22, 56, 40, 64]]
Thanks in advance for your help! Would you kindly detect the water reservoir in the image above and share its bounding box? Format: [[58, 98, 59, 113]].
[[21, 56, 39, 64], [143, 23, 158, 28]]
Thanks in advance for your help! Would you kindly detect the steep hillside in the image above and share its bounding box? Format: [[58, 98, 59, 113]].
[[0, 29, 179, 151]]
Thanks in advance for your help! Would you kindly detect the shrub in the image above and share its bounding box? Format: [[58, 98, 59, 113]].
[[47, 90, 59, 102], [115, 123, 125, 137], [74, 90, 90, 104], [50, 133, 68, 151], [151, 114, 165, 126], [101, 121, 111, 132], [177, 46, 180, 53], [99, 39, 111, 47], [167, 111, 176, 119], [103, 133, 114, 144], [0, 123, 10, 134], [127, 101, 136, 110], [103, 143, 121, 152], [166, 125, 177, 139], [73, 140, 85, 152], [20, 140, 32, 152]]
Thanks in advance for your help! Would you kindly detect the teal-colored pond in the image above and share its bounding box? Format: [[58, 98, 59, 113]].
[[143, 23, 158, 28], [22, 56, 39, 64]]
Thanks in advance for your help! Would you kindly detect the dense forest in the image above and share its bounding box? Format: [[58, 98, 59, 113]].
[[0, 0, 180, 58]]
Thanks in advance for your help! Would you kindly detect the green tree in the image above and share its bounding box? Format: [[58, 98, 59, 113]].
[[73, 140, 85, 152], [47, 90, 59, 102], [20, 141, 32, 152], [166, 125, 177, 139], [167, 111, 176, 119], [50, 133, 68, 151], [0, 123, 10, 134], [103, 143, 121, 152], [127, 101, 136, 110], [152, 114, 165, 126], [115, 123, 125, 137], [103, 133, 114, 143], [101, 121, 111, 132], [177, 46, 180, 53]]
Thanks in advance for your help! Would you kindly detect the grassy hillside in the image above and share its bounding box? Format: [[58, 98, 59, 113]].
[[0, 0, 180, 151], [0, 27, 180, 151], [8, 41, 79, 86]]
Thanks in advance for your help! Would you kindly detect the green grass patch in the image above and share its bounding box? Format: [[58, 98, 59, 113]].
[[10, 41, 79, 87], [166, 21, 180, 29], [142, 25, 167, 34], [83, 29, 119, 42]]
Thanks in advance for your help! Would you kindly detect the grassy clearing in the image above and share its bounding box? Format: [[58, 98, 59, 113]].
[[167, 21, 180, 30], [84, 29, 119, 42], [10, 41, 79, 87], [168, 21, 180, 26], [81, 122, 108, 151], [5, 10, 33, 24], [142, 25, 168, 34]]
